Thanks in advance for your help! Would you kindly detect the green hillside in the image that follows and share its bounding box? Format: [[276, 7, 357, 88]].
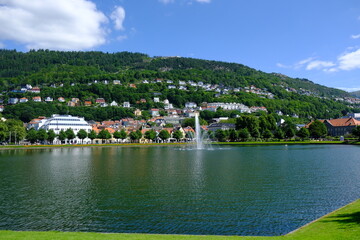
[[0, 49, 358, 122]]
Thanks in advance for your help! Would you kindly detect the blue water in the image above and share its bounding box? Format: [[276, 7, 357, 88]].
[[0, 144, 359, 236]]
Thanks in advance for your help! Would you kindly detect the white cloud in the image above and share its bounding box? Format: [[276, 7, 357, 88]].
[[116, 35, 128, 41], [306, 60, 336, 70], [277, 57, 316, 70], [337, 48, 360, 71], [195, 0, 211, 3], [337, 87, 360, 92], [0, 0, 108, 50], [351, 34, 360, 39], [159, 0, 210, 4], [159, 0, 175, 4], [276, 63, 290, 69], [111, 6, 126, 31]]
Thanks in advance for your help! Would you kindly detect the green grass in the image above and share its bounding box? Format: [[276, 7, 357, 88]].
[[1, 200, 359, 240]]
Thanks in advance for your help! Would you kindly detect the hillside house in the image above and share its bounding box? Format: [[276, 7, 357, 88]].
[[33, 96, 42, 102], [19, 97, 28, 103], [8, 98, 19, 104], [96, 98, 106, 104], [322, 118, 360, 136], [123, 102, 131, 108]]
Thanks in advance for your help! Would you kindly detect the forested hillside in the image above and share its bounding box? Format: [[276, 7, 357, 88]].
[[0, 49, 357, 122]]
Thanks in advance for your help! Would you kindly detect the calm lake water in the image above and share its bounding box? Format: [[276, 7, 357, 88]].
[[0, 144, 359, 236]]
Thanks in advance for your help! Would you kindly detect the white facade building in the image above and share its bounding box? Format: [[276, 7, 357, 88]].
[[39, 115, 92, 135]]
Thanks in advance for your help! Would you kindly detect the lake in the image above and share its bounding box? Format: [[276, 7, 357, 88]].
[[0, 144, 359, 236]]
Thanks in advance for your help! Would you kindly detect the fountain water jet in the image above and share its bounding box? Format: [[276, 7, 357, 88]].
[[195, 112, 204, 149]]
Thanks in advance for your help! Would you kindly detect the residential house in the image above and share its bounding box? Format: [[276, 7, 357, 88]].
[[113, 80, 121, 85], [185, 102, 197, 109], [0, 105, 4, 112], [19, 97, 28, 103], [168, 85, 176, 89], [316, 118, 360, 136], [207, 123, 236, 132], [33, 96, 42, 102], [110, 101, 118, 107], [58, 97, 65, 102], [129, 84, 137, 88], [8, 98, 19, 105], [45, 97, 53, 102], [134, 109, 142, 116], [123, 102, 131, 108], [154, 97, 160, 103], [29, 87, 41, 93], [84, 101, 92, 106], [150, 109, 160, 117], [96, 98, 106, 104]]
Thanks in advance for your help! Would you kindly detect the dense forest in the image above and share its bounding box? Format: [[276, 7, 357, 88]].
[[0, 49, 357, 122]]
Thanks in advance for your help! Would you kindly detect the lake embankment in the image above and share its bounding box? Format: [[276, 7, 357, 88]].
[[0, 199, 359, 240]]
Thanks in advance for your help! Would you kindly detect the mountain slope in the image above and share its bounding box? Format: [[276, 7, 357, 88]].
[[0, 49, 357, 122]]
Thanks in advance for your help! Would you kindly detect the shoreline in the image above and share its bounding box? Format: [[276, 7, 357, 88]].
[[0, 140, 355, 151], [0, 199, 359, 239]]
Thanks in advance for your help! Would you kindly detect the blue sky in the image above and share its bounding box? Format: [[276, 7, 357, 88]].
[[1, 0, 360, 91]]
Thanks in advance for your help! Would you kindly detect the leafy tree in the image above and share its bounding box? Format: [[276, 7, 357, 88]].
[[172, 130, 183, 141], [97, 129, 111, 143], [77, 129, 88, 144], [282, 120, 297, 139], [262, 129, 274, 139], [0, 122, 8, 142], [26, 128, 38, 144], [236, 115, 259, 135], [238, 128, 250, 141], [297, 127, 310, 140], [144, 129, 157, 141], [274, 128, 285, 139], [352, 126, 360, 141], [215, 129, 228, 142], [37, 129, 48, 143], [113, 130, 123, 142], [158, 130, 171, 141], [5, 119, 26, 143], [58, 130, 67, 143], [181, 117, 207, 128], [118, 129, 128, 140], [88, 130, 97, 142], [228, 129, 238, 142], [309, 120, 327, 138], [47, 129, 56, 144], [129, 130, 142, 142], [65, 129, 76, 143]]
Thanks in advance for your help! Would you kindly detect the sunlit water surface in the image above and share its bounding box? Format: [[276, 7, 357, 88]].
[[0, 144, 359, 236]]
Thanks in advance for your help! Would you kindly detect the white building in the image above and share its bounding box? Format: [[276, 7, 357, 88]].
[[185, 102, 197, 108], [110, 101, 118, 106], [123, 102, 131, 108], [39, 115, 92, 135]]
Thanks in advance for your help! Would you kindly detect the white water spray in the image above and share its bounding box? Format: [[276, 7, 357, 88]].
[[195, 112, 204, 149]]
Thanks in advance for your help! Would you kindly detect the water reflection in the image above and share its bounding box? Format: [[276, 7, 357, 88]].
[[0, 145, 359, 235]]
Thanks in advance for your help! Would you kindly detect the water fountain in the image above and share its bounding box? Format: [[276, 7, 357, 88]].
[[194, 112, 204, 149]]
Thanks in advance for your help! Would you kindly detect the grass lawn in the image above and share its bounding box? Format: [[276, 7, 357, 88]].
[[1, 199, 359, 240]]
